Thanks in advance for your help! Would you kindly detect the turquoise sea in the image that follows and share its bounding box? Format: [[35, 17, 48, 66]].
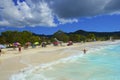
[[10, 41, 120, 80]]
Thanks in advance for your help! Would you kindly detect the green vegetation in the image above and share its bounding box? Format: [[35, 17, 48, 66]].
[[52, 30, 69, 42], [0, 31, 40, 45], [0, 30, 120, 45]]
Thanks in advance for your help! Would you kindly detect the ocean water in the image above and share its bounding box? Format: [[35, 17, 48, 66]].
[[10, 41, 120, 80]]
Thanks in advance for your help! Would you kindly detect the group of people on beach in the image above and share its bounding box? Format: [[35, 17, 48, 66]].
[[0, 42, 88, 56], [18, 45, 88, 54]]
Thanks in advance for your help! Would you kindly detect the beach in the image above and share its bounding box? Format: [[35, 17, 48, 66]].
[[0, 41, 116, 80], [1, 0, 120, 79]]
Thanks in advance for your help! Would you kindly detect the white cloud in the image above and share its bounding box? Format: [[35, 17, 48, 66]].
[[109, 11, 120, 15], [0, 0, 56, 27], [17, 1, 33, 19], [0, 0, 120, 28], [58, 18, 78, 24], [0, 20, 10, 26]]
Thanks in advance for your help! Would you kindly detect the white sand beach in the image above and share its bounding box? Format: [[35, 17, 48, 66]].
[[0, 41, 113, 80]]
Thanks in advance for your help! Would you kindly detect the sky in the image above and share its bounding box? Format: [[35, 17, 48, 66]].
[[0, 0, 120, 35]]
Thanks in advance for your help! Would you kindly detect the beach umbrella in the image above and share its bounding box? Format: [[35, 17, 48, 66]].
[[25, 42, 31, 45], [13, 42, 21, 46], [34, 42, 39, 45], [0, 44, 6, 49]]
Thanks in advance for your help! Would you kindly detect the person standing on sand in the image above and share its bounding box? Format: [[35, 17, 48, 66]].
[[0, 48, 1, 56], [18, 45, 21, 52]]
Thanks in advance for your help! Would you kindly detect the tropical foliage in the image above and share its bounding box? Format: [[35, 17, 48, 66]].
[[0, 30, 120, 45], [0, 31, 40, 45]]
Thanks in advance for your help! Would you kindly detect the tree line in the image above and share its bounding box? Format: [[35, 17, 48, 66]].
[[0, 31, 40, 45], [0, 30, 120, 45]]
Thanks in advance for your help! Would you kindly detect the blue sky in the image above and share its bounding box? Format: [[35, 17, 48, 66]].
[[0, 0, 120, 35]]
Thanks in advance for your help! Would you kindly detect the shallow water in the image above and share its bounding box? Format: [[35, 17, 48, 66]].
[[10, 41, 120, 80]]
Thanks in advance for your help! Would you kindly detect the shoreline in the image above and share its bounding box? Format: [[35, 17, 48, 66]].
[[0, 41, 118, 80]]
